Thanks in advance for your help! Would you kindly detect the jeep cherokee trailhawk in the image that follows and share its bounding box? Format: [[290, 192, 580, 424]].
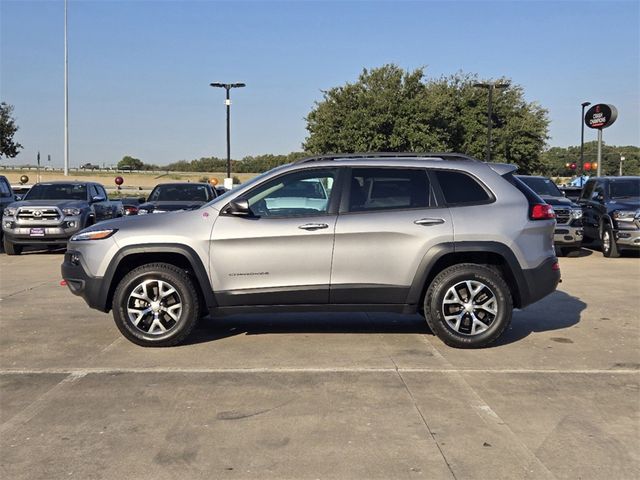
[[61, 153, 560, 348]]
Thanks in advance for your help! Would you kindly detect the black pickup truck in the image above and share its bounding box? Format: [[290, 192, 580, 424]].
[[2, 181, 123, 255]]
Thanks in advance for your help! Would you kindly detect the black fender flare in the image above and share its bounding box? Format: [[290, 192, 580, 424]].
[[406, 241, 528, 309], [100, 243, 216, 312]]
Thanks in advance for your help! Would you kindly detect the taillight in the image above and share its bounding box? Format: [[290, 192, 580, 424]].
[[530, 203, 555, 220]]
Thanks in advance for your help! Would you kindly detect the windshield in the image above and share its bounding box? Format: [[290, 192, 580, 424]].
[[609, 179, 640, 199], [24, 183, 87, 201], [519, 177, 563, 197], [148, 184, 212, 202]]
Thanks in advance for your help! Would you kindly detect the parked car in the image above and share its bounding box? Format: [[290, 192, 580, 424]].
[[120, 196, 146, 216], [137, 182, 217, 215], [2, 181, 123, 255], [11, 184, 32, 201], [559, 186, 583, 203], [517, 175, 583, 256], [0, 175, 17, 246], [578, 176, 640, 257], [62, 153, 559, 349], [80, 163, 100, 170]]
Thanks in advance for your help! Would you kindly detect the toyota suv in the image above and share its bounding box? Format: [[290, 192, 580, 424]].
[[61, 153, 560, 349]]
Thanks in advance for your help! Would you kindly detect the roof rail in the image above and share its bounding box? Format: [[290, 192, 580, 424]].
[[293, 152, 479, 164]]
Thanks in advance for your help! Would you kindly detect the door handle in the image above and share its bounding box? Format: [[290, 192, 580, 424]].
[[298, 223, 329, 231], [414, 218, 445, 226]]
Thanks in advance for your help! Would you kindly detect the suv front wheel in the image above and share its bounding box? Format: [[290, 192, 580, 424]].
[[424, 264, 513, 348], [601, 224, 621, 258], [112, 263, 200, 347]]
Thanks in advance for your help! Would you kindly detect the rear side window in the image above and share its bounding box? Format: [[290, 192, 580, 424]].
[[348, 168, 431, 212], [434, 170, 491, 205]]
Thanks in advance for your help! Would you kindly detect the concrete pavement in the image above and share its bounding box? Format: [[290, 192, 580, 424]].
[[1, 248, 638, 479]]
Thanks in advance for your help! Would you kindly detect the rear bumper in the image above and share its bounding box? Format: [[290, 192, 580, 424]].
[[519, 256, 560, 308], [61, 251, 109, 312]]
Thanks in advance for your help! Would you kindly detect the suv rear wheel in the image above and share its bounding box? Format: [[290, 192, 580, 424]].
[[112, 263, 200, 347], [424, 263, 513, 348]]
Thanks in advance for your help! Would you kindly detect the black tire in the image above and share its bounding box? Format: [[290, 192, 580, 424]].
[[112, 262, 200, 347], [555, 247, 566, 257], [424, 263, 513, 349], [601, 224, 620, 258], [3, 238, 23, 255]]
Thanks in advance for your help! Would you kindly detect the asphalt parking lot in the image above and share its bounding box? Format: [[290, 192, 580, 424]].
[[0, 249, 638, 479]]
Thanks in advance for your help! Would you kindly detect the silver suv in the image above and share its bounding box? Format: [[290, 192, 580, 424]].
[[61, 153, 560, 348]]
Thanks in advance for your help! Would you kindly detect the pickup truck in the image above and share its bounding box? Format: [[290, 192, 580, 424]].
[[2, 181, 123, 255]]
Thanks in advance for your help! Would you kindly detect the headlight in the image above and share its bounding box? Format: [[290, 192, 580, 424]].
[[138, 208, 149, 215], [612, 210, 639, 222], [62, 208, 81, 216], [570, 208, 583, 219], [3, 207, 17, 216], [70, 229, 118, 241]]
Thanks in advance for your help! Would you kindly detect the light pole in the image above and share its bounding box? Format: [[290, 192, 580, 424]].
[[210, 82, 246, 186], [580, 101, 591, 184], [619, 155, 625, 176], [474, 81, 510, 162], [64, 0, 69, 176]]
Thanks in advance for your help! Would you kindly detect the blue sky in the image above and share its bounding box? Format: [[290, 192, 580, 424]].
[[1, 0, 638, 167]]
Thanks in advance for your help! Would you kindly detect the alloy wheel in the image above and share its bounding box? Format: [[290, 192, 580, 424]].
[[441, 280, 498, 336], [126, 279, 183, 335]]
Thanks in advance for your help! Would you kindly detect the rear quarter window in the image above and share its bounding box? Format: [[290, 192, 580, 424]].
[[433, 170, 492, 205]]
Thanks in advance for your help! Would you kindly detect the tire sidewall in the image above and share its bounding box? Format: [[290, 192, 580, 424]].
[[113, 266, 197, 346], [427, 266, 512, 348]]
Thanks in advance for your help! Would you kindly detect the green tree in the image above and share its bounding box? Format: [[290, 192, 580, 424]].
[[304, 65, 549, 173], [117, 155, 144, 170], [0, 102, 23, 159], [541, 143, 640, 177]]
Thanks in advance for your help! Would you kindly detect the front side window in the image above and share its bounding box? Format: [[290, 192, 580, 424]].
[[348, 168, 431, 212], [246, 169, 336, 217], [434, 170, 491, 205], [580, 181, 595, 201], [0, 179, 11, 198]]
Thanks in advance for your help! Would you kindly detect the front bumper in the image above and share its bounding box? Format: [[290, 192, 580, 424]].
[[554, 225, 583, 248], [519, 256, 561, 308], [3, 219, 82, 244], [61, 250, 109, 312], [614, 229, 640, 249]]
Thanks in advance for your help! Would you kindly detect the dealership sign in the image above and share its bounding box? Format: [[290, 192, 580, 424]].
[[585, 103, 618, 129]]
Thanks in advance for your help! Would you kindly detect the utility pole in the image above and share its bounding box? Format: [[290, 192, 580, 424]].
[[579, 102, 591, 185]]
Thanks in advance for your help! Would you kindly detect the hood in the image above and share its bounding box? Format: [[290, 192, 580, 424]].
[[8, 199, 88, 210], [539, 196, 578, 208], [607, 198, 640, 211], [139, 201, 205, 212]]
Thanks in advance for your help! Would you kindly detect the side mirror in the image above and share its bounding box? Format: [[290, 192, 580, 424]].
[[227, 198, 252, 216], [595, 193, 604, 203], [91, 195, 106, 203], [15, 194, 22, 201]]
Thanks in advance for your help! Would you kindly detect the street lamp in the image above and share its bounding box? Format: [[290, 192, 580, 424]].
[[580, 101, 591, 183], [210, 82, 246, 186], [474, 81, 510, 162], [619, 155, 625, 176]]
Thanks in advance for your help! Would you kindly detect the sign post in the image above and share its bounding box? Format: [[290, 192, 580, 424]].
[[584, 103, 618, 177]]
